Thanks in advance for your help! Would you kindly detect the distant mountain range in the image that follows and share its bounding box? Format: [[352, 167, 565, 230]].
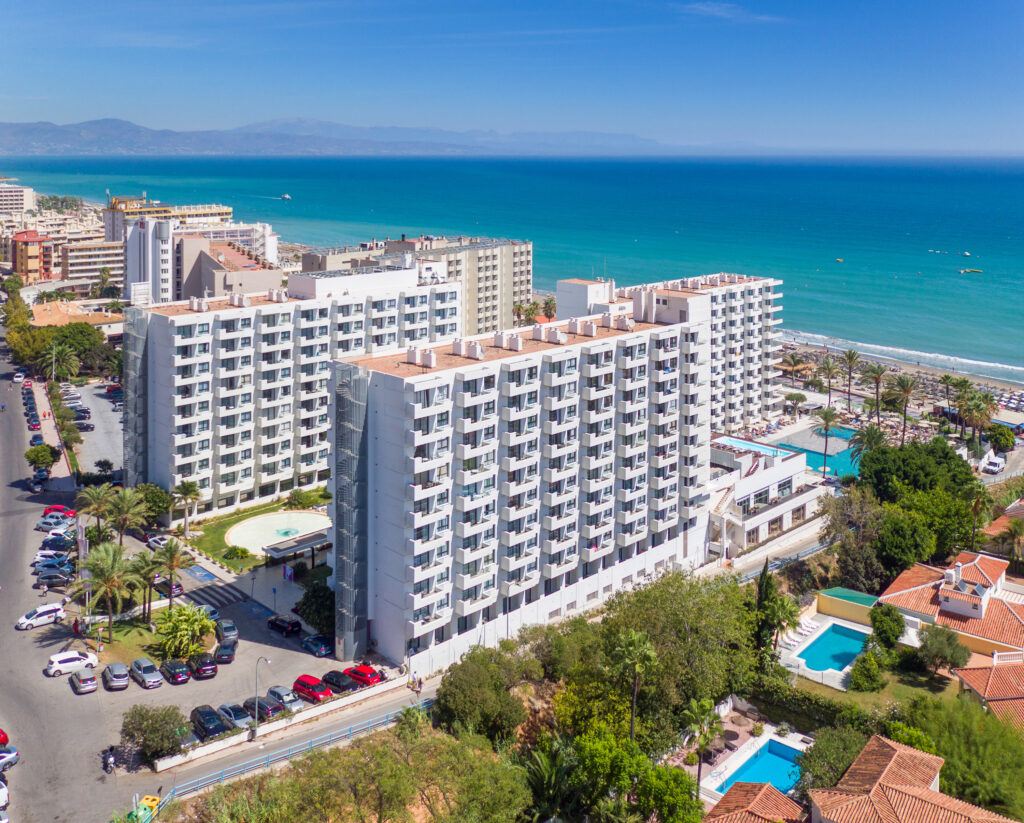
[[0, 118, 683, 157]]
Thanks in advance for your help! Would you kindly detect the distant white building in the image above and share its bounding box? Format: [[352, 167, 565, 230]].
[[0, 182, 36, 214]]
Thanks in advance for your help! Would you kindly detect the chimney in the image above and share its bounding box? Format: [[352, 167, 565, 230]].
[[406, 347, 421, 365], [508, 334, 523, 352], [532, 324, 546, 341], [601, 312, 613, 328], [583, 321, 598, 337], [493, 331, 509, 348], [954, 561, 963, 583], [422, 350, 437, 368], [451, 338, 466, 356], [467, 341, 485, 360], [567, 318, 581, 335]]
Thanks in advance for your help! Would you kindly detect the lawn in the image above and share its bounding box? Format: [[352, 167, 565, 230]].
[[798, 668, 961, 709], [188, 499, 284, 572], [95, 616, 162, 665]]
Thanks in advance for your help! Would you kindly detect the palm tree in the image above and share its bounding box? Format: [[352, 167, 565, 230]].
[[107, 487, 149, 546], [590, 797, 643, 823], [884, 373, 919, 446], [76, 482, 116, 529], [860, 362, 888, 426], [614, 629, 658, 742], [153, 538, 195, 610], [967, 485, 991, 553], [524, 301, 541, 324], [73, 542, 142, 644], [542, 295, 557, 320], [996, 520, 1024, 567], [512, 302, 525, 326], [35, 340, 80, 381], [682, 697, 724, 786], [818, 357, 841, 406], [784, 392, 806, 415], [156, 602, 216, 659], [849, 424, 886, 462], [128, 552, 162, 620], [841, 349, 861, 411], [521, 738, 578, 822], [781, 353, 805, 387], [813, 406, 841, 477], [768, 595, 802, 649], [172, 480, 201, 539], [952, 377, 973, 437], [939, 373, 956, 414]]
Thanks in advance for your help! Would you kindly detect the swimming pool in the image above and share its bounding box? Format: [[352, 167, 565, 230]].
[[777, 442, 859, 477], [714, 436, 798, 459], [717, 739, 802, 795], [799, 624, 869, 672], [225, 510, 331, 555]]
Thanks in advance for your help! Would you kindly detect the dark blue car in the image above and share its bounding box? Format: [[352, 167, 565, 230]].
[[300, 634, 333, 657]]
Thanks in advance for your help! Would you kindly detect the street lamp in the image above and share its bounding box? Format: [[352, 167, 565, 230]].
[[252, 656, 271, 740]]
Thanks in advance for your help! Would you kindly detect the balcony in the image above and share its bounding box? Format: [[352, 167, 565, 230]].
[[501, 499, 540, 522], [453, 486, 497, 512], [542, 370, 577, 389], [455, 388, 498, 408], [580, 384, 614, 403], [542, 510, 577, 532], [501, 379, 538, 398], [617, 398, 646, 415], [501, 404, 536, 423], [542, 440, 576, 461], [616, 530, 646, 548], [580, 522, 612, 541], [580, 499, 610, 518], [406, 608, 452, 636], [617, 485, 646, 505], [455, 540, 496, 565], [543, 555, 579, 578], [580, 474, 613, 495], [406, 554, 449, 583], [454, 517, 494, 540], [405, 397, 454, 419], [650, 410, 678, 427], [616, 419, 647, 438], [581, 542, 614, 563], [542, 463, 577, 484], [582, 361, 614, 379], [501, 551, 538, 573], [543, 392, 579, 412], [454, 441, 493, 463], [616, 507, 646, 526], [650, 431, 678, 449], [616, 441, 646, 459], [501, 572, 540, 597], [616, 463, 647, 483], [650, 452, 677, 471], [649, 474, 675, 492], [501, 475, 540, 499], [406, 503, 453, 531], [501, 453, 539, 475], [406, 532, 452, 556], [454, 589, 498, 617], [542, 535, 576, 556], [543, 487, 576, 507], [617, 352, 645, 370], [454, 463, 497, 485], [542, 417, 577, 437], [580, 430, 614, 449], [617, 375, 645, 393], [456, 565, 496, 591], [502, 429, 537, 449]]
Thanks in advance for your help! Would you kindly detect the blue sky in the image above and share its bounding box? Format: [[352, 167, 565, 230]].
[[2, 0, 1021, 152]]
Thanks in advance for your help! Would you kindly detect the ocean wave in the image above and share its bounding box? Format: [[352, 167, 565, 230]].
[[782, 329, 1024, 387]]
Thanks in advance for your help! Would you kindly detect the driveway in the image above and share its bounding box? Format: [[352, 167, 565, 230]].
[[74, 381, 124, 475]]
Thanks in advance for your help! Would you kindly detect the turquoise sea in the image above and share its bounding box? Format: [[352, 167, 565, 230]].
[[3, 156, 1022, 381]]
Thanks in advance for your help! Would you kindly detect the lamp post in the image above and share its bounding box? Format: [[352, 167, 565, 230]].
[[252, 656, 271, 740]]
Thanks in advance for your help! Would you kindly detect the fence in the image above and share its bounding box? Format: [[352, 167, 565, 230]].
[[737, 540, 831, 584], [153, 698, 434, 815]]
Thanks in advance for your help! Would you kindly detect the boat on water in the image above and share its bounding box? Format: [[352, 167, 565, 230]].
[[281, 194, 292, 200], [835, 258, 843, 263], [959, 268, 983, 274]]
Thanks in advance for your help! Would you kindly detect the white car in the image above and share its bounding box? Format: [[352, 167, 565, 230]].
[[147, 536, 170, 550], [0, 774, 7, 810], [17, 603, 66, 629], [266, 685, 304, 713], [45, 650, 97, 677], [33, 549, 70, 564], [11, 373, 24, 384], [47, 527, 75, 540]]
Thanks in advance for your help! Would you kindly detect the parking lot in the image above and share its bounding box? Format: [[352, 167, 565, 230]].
[[73, 381, 124, 474]]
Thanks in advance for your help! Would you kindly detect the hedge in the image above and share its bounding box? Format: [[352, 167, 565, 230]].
[[745, 676, 900, 734]]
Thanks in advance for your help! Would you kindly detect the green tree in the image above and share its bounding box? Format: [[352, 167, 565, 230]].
[[897, 485, 972, 563], [818, 356, 841, 406], [435, 646, 532, 742], [25, 443, 59, 470], [849, 424, 885, 462], [794, 727, 867, 800], [294, 581, 335, 636], [107, 486, 149, 546], [512, 302, 525, 325], [121, 704, 189, 764], [35, 340, 80, 380], [848, 651, 885, 691], [96, 458, 114, 476], [987, 423, 1016, 453], [869, 602, 905, 649], [681, 697, 723, 786], [784, 391, 806, 414], [542, 295, 557, 320], [766, 593, 801, 650], [73, 542, 142, 643], [995, 519, 1024, 562], [52, 322, 105, 357], [885, 721, 937, 754], [521, 738, 579, 822], [883, 372, 919, 445], [128, 551, 162, 621], [858, 438, 975, 505], [156, 602, 216, 659], [782, 353, 805, 387], [917, 623, 970, 673], [571, 725, 650, 812], [813, 406, 841, 477], [153, 538, 195, 610], [635, 764, 703, 823], [939, 373, 957, 415], [76, 482, 116, 528], [872, 505, 936, 578], [841, 348, 861, 411], [836, 532, 885, 594], [137, 483, 173, 524], [612, 629, 658, 742], [523, 301, 540, 324], [753, 559, 780, 650], [968, 484, 991, 553], [172, 479, 201, 538]]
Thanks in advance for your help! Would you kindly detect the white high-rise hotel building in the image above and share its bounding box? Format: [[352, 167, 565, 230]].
[[331, 273, 783, 672]]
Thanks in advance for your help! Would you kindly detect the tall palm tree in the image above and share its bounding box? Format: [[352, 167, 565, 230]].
[[107, 487, 149, 546], [521, 738, 578, 822], [997, 520, 1024, 562], [967, 485, 991, 553], [614, 629, 658, 742], [818, 357, 841, 406], [781, 353, 805, 387], [849, 424, 886, 462], [952, 377, 973, 438], [859, 362, 888, 426], [128, 552, 162, 620], [73, 543, 142, 644], [841, 349, 861, 411], [542, 295, 557, 320], [172, 480, 201, 539], [884, 373, 919, 446], [524, 301, 541, 324], [939, 373, 956, 414], [813, 406, 841, 477], [512, 302, 525, 326], [768, 595, 802, 649], [76, 482, 116, 529], [682, 697, 724, 786], [35, 340, 80, 381], [153, 538, 195, 610]]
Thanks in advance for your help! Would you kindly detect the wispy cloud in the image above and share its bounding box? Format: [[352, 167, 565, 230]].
[[434, 24, 659, 42], [675, 3, 786, 23]]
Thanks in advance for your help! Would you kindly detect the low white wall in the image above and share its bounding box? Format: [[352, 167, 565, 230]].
[[153, 676, 408, 772], [82, 598, 169, 626]]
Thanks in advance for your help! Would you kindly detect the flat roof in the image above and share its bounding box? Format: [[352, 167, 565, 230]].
[[209, 242, 273, 271], [345, 317, 665, 378], [147, 293, 300, 316], [31, 301, 122, 327]]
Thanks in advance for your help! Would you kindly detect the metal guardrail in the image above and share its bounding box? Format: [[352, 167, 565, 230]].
[[737, 541, 831, 583], [153, 697, 434, 814]]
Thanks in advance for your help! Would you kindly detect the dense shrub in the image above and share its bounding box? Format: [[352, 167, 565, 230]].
[[869, 603, 906, 649], [747, 676, 876, 733], [848, 651, 886, 692]]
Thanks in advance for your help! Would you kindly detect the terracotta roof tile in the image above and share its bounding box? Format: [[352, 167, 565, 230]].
[[835, 736, 943, 795], [952, 663, 1024, 701], [707, 783, 804, 823], [987, 698, 1024, 730], [936, 599, 1024, 650]]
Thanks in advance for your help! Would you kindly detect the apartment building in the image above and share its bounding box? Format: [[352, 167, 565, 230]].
[[0, 182, 36, 214], [303, 235, 533, 336], [331, 286, 713, 671], [104, 196, 233, 242], [558, 273, 784, 432], [1, 211, 103, 262], [11, 230, 55, 282], [61, 240, 125, 294], [124, 264, 461, 518]]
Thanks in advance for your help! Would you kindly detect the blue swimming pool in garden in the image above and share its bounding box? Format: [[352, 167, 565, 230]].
[[799, 624, 869, 672], [717, 739, 802, 795], [777, 442, 859, 477]]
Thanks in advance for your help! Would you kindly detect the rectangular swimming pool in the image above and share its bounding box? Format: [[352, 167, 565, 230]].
[[717, 739, 802, 795], [799, 623, 869, 672], [776, 442, 859, 477], [714, 436, 799, 458]]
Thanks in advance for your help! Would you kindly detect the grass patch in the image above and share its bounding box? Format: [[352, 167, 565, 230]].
[[189, 499, 284, 572], [95, 616, 161, 665], [797, 667, 960, 710], [301, 565, 332, 589], [66, 448, 79, 474]]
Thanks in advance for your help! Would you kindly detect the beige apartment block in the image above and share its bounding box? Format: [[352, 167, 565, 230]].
[[61, 241, 125, 293]]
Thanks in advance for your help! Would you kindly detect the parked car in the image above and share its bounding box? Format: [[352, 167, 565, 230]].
[[33, 561, 75, 577], [16, 603, 66, 629], [217, 703, 251, 730], [214, 638, 238, 664], [129, 657, 163, 689], [45, 650, 98, 677], [187, 653, 218, 680], [59, 391, 81, 401], [198, 604, 219, 623], [190, 705, 230, 741], [11, 373, 24, 383], [154, 578, 183, 598], [293, 675, 332, 703], [215, 619, 239, 642], [33, 469, 51, 482], [267, 615, 301, 636], [266, 685, 304, 713], [41, 534, 73, 549], [126, 527, 155, 543], [35, 514, 69, 531], [0, 746, 17, 771], [178, 729, 201, 751], [147, 535, 170, 551], [43, 505, 75, 517], [35, 571, 73, 589], [74, 409, 91, 420], [63, 402, 85, 411], [74, 421, 94, 431], [0, 730, 7, 746], [70, 670, 98, 695], [28, 481, 43, 494], [29, 434, 44, 447], [106, 383, 121, 393], [300, 634, 333, 657], [242, 696, 285, 722], [0, 772, 8, 810], [27, 419, 40, 431], [112, 401, 124, 412], [32, 554, 70, 568], [344, 665, 383, 687], [322, 669, 361, 695], [160, 659, 191, 685], [102, 662, 131, 691]]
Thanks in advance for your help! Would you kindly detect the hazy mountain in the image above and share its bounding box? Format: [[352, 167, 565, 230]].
[[0, 118, 681, 157]]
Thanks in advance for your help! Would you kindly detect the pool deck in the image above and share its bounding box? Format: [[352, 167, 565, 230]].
[[778, 614, 870, 690], [698, 726, 810, 806]]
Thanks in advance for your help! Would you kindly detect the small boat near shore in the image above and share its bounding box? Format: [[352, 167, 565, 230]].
[[959, 268, 982, 274], [281, 194, 292, 200]]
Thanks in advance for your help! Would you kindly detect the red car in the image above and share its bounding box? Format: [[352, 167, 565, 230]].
[[0, 729, 7, 746], [106, 383, 121, 393], [28, 420, 40, 431], [343, 665, 383, 687], [293, 674, 332, 703], [44, 505, 76, 517], [23, 380, 32, 388]]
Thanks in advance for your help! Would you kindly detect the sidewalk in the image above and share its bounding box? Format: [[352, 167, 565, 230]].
[[31, 380, 77, 493]]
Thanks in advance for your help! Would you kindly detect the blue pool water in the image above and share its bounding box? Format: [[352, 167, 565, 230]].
[[799, 624, 869, 672], [714, 437, 798, 458], [717, 739, 802, 795], [777, 442, 859, 477]]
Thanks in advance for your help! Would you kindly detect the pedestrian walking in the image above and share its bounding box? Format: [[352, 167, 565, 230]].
[[1, 402, 5, 412], [72, 617, 79, 635], [40, 583, 48, 597]]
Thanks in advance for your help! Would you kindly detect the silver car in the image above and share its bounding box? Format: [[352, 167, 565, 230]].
[[0, 746, 18, 771], [216, 703, 251, 730], [129, 657, 163, 689], [103, 662, 130, 691], [267, 685, 304, 713], [70, 670, 98, 695]]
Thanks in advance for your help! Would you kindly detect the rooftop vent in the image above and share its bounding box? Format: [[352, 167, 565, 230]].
[[406, 346, 421, 365], [466, 341, 485, 360], [508, 334, 524, 352], [422, 350, 437, 368]]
